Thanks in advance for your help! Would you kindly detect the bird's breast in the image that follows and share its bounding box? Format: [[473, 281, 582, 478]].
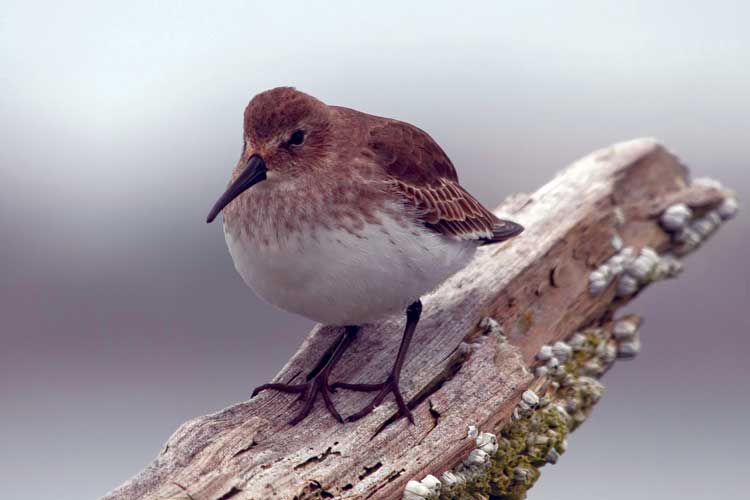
[[222, 201, 477, 325]]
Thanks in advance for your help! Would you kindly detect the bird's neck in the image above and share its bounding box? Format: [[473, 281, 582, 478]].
[[223, 174, 393, 247]]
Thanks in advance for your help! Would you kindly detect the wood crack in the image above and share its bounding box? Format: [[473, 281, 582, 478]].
[[101, 139, 737, 500], [294, 447, 342, 470]]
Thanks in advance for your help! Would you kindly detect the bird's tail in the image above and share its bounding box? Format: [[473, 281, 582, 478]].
[[480, 219, 524, 245]]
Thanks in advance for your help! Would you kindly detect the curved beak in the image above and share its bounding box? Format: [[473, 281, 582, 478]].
[[206, 154, 267, 223]]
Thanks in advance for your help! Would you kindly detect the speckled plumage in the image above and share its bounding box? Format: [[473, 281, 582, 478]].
[[217, 87, 523, 324], [208, 87, 524, 423]]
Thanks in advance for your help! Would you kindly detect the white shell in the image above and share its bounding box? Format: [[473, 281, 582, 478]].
[[620, 246, 636, 260], [464, 448, 490, 468], [404, 480, 431, 499], [614, 206, 626, 226], [440, 470, 462, 487], [589, 268, 613, 295], [527, 434, 549, 446], [513, 467, 530, 481], [476, 432, 498, 455], [660, 203, 692, 231], [552, 341, 573, 361], [559, 438, 568, 452], [611, 234, 624, 251], [640, 247, 659, 263], [599, 263, 614, 280], [583, 359, 604, 376], [617, 338, 642, 359], [420, 474, 441, 495], [403, 491, 424, 500], [706, 211, 722, 226], [568, 332, 587, 350], [691, 218, 716, 238], [554, 404, 571, 423], [545, 448, 560, 464], [653, 254, 683, 279], [607, 253, 630, 275], [626, 253, 656, 282], [467, 425, 479, 440], [601, 342, 617, 363], [616, 274, 639, 296], [717, 197, 739, 220], [522, 390, 540, 407], [675, 227, 701, 246], [612, 320, 638, 341], [536, 345, 553, 361]]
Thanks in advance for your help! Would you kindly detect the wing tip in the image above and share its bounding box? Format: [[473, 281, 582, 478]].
[[481, 220, 524, 245]]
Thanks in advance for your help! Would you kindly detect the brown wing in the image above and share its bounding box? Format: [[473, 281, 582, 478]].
[[367, 120, 523, 244]]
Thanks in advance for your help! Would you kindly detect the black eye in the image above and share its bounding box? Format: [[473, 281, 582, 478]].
[[288, 129, 305, 146]]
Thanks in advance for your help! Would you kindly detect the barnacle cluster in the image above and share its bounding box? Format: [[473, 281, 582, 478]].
[[404, 318, 640, 500], [403, 190, 737, 500], [660, 194, 738, 256], [589, 244, 683, 298], [590, 186, 738, 298]]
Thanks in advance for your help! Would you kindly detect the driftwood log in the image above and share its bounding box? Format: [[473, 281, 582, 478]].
[[103, 139, 737, 500]]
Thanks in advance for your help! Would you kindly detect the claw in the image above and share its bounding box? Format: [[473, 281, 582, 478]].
[[252, 382, 307, 398], [337, 376, 414, 424], [252, 376, 344, 425], [249, 326, 361, 425]]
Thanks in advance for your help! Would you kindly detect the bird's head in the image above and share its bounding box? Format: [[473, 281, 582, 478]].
[[206, 87, 333, 223]]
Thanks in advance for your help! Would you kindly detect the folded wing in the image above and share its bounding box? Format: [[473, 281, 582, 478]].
[[367, 120, 524, 244]]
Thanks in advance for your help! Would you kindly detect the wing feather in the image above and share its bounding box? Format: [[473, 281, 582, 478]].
[[367, 120, 523, 244]]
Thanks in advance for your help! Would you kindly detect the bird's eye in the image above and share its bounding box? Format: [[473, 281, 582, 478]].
[[288, 129, 305, 146]]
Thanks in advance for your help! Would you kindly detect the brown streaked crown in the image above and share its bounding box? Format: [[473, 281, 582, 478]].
[[242, 87, 333, 176]]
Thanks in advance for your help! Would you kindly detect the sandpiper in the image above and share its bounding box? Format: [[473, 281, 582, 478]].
[[207, 87, 523, 424]]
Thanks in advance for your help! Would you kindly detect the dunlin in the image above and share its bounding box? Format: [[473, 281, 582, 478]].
[[207, 87, 523, 424]]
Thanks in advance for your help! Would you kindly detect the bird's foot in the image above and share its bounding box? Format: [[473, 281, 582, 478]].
[[252, 371, 343, 425], [331, 374, 414, 423]]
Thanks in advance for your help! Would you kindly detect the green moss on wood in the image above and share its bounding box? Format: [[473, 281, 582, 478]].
[[438, 325, 614, 500]]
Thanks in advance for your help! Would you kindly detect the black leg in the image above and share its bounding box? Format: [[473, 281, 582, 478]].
[[332, 300, 422, 424], [252, 325, 360, 425]]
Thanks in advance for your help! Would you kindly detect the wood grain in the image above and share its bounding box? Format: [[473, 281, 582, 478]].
[[103, 139, 733, 500]]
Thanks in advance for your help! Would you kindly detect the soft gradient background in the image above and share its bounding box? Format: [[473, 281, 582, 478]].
[[1, 1, 748, 499]]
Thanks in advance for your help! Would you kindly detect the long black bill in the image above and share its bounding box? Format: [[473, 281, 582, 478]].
[[206, 154, 267, 223]]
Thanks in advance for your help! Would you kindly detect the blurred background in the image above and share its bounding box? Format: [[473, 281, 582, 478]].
[[1, 1, 748, 499]]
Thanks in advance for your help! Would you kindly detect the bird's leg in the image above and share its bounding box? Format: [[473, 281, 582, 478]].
[[252, 325, 360, 425], [332, 300, 422, 423]]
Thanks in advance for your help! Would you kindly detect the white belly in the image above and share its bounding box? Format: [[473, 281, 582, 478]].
[[224, 212, 477, 325]]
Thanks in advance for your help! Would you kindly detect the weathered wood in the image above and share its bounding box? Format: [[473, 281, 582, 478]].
[[103, 139, 735, 500]]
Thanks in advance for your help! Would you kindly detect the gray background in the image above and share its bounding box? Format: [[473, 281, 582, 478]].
[[1, 1, 748, 499]]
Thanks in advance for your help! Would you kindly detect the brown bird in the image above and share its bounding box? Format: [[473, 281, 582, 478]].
[[207, 87, 523, 424]]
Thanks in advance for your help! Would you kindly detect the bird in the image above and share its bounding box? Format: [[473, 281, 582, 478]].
[[206, 87, 523, 425]]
